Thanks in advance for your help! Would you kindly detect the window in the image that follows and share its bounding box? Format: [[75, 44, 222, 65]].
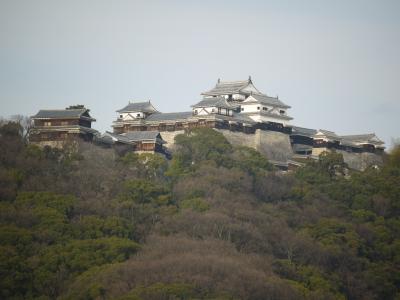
[[257, 107, 260, 110], [211, 108, 215, 112], [120, 114, 123, 118], [241, 107, 244, 111], [136, 113, 141, 117], [61, 121, 68, 126], [262, 107, 268, 111], [194, 110, 198, 115], [44, 121, 51, 126], [279, 110, 285, 115]]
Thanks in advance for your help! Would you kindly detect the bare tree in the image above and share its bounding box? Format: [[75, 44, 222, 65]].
[[10, 114, 32, 140]]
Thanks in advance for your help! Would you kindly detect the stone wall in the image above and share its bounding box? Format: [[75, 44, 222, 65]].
[[160, 128, 294, 163], [255, 130, 294, 162], [339, 150, 383, 171], [159, 128, 383, 171], [159, 130, 185, 151], [216, 129, 293, 163]]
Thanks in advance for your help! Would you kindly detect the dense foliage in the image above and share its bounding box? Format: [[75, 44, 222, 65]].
[[0, 122, 399, 299]]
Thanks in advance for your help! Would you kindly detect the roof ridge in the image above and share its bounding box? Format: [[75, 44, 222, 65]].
[[217, 80, 249, 85], [128, 100, 152, 103], [252, 93, 275, 98], [341, 133, 375, 137], [38, 108, 85, 111]]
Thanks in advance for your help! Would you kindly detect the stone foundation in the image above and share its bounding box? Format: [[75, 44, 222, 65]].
[[160, 128, 383, 171], [216, 129, 293, 163], [339, 150, 383, 171], [159, 130, 185, 151]]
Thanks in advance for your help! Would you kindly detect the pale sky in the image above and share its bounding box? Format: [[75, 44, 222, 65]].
[[1, 0, 399, 147]]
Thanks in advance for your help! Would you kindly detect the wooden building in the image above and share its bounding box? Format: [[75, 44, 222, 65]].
[[312, 130, 385, 156], [98, 131, 167, 156], [290, 126, 317, 156], [339, 134, 385, 154], [30, 105, 98, 148]]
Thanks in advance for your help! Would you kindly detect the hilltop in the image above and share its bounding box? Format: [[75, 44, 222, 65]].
[[1, 121, 400, 300], [28, 77, 385, 171]]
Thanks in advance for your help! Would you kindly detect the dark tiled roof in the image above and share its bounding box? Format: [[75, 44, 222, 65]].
[[117, 101, 158, 113], [291, 126, 317, 137], [102, 131, 164, 144], [246, 94, 290, 108], [102, 132, 133, 144], [123, 131, 162, 141], [340, 134, 384, 145], [230, 114, 257, 124], [212, 113, 257, 125], [241, 111, 293, 121], [202, 79, 256, 96], [32, 109, 93, 120], [192, 97, 239, 110], [315, 129, 339, 139], [146, 112, 193, 122]]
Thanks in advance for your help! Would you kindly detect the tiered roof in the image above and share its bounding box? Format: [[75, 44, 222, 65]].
[[241, 110, 293, 121], [117, 101, 158, 113], [245, 94, 291, 109], [192, 97, 239, 110], [201, 77, 261, 96]]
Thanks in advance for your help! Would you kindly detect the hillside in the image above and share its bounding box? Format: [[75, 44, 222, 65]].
[[1, 121, 400, 300]]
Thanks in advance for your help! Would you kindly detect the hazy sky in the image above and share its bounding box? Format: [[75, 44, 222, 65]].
[[1, 0, 399, 147]]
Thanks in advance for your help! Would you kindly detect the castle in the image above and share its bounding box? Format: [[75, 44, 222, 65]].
[[29, 77, 385, 170]]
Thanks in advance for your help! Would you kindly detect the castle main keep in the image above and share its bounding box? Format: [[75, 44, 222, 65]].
[[113, 77, 292, 136]]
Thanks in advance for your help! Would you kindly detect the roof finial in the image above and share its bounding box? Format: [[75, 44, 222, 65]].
[[276, 94, 279, 99], [217, 78, 220, 84], [248, 75, 252, 82]]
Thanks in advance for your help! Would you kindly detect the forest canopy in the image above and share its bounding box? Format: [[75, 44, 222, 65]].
[[0, 121, 399, 300]]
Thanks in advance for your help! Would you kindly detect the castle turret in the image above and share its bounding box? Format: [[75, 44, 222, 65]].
[[112, 100, 159, 134], [29, 105, 98, 148]]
